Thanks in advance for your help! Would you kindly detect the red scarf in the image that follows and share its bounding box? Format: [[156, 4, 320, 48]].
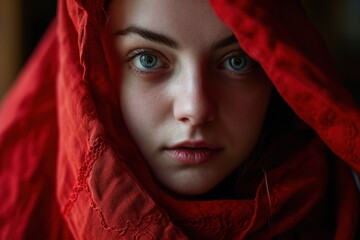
[[0, 0, 359, 239]]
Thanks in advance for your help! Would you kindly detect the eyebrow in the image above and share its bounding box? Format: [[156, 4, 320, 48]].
[[114, 26, 179, 49], [114, 26, 239, 50], [210, 35, 238, 50]]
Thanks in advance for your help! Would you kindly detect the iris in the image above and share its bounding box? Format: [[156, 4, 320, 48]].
[[228, 56, 248, 71], [139, 54, 158, 69]]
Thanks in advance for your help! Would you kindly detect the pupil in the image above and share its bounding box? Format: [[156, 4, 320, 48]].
[[140, 54, 157, 68], [230, 57, 246, 70]]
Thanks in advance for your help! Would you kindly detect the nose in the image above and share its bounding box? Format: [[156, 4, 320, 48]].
[[173, 68, 216, 126]]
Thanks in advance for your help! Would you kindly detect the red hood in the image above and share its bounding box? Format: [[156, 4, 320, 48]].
[[0, 0, 359, 239]]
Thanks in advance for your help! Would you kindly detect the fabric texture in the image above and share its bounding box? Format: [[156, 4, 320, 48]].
[[0, 0, 359, 239]]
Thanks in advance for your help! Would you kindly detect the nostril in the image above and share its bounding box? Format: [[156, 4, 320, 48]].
[[172, 70, 217, 126], [174, 98, 216, 126]]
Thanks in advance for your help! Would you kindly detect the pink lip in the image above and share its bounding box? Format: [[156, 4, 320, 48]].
[[165, 141, 222, 165]]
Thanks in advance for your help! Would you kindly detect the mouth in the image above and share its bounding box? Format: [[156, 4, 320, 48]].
[[164, 141, 222, 165]]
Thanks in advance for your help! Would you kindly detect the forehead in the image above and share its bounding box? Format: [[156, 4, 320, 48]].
[[108, 0, 233, 46]]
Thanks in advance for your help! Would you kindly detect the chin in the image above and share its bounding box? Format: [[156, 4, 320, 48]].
[[162, 177, 220, 196], [152, 166, 229, 197]]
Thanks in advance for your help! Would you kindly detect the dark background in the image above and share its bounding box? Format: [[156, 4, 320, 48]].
[[0, 0, 359, 102]]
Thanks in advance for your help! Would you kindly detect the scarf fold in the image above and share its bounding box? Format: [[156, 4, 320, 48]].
[[0, 0, 359, 239]]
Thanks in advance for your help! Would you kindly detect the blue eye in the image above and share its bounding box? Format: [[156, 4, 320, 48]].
[[127, 50, 167, 72], [139, 54, 158, 69], [221, 55, 253, 73], [229, 56, 247, 70]]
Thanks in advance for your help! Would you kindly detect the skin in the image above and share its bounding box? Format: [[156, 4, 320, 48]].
[[108, 0, 273, 196]]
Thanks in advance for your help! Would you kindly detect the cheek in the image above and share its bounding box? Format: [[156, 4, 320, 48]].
[[225, 77, 272, 117], [242, 82, 272, 121], [120, 78, 168, 142], [223, 78, 273, 144]]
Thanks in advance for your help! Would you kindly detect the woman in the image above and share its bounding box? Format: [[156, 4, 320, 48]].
[[0, 0, 359, 239]]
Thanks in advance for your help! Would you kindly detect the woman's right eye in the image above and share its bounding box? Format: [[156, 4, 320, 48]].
[[135, 54, 160, 69], [126, 49, 169, 74]]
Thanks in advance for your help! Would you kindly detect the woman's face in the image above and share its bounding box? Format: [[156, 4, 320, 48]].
[[108, 0, 273, 195]]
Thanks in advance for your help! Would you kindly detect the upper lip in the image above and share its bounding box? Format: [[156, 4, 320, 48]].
[[167, 140, 222, 149]]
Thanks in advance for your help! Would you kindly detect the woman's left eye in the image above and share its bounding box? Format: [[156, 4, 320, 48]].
[[220, 54, 254, 73]]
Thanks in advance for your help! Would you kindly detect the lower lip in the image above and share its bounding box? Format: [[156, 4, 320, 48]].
[[165, 148, 220, 165]]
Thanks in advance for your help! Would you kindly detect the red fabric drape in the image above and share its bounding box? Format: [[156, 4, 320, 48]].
[[0, 0, 359, 239]]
